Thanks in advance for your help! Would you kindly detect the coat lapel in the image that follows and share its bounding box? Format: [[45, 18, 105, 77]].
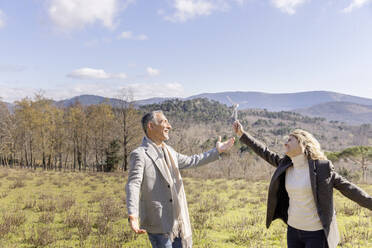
[[142, 137, 172, 185], [272, 156, 292, 182], [308, 159, 319, 206]]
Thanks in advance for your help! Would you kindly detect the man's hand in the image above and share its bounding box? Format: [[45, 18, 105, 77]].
[[233, 120, 244, 137], [128, 215, 146, 234], [216, 136, 235, 153]]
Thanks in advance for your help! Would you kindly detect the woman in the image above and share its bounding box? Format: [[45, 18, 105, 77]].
[[233, 120, 372, 248]]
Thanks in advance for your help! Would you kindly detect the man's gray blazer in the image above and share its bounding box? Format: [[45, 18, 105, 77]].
[[126, 137, 219, 234], [240, 132, 372, 248]]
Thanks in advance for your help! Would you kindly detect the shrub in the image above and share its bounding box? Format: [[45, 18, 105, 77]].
[[100, 197, 122, 222], [24, 225, 55, 247], [0, 211, 26, 236], [38, 212, 55, 224], [57, 195, 76, 212], [65, 208, 92, 240], [77, 212, 92, 240], [35, 199, 57, 212], [22, 199, 36, 210], [8, 179, 25, 189], [94, 214, 111, 236]]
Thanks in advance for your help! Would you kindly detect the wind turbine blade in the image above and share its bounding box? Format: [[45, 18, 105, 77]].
[[226, 96, 234, 105]]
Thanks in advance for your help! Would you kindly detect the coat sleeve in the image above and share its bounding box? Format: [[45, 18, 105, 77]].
[[239, 132, 282, 168], [176, 147, 220, 170], [332, 163, 372, 210], [125, 149, 145, 217]]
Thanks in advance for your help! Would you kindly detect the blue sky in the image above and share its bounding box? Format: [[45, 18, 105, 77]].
[[0, 0, 372, 103]]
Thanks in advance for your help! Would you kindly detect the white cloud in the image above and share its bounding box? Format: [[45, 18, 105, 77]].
[[118, 31, 148, 40], [0, 9, 6, 28], [0, 82, 185, 102], [147, 67, 160, 76], [272, 0, 307, 15], [47, 0, 135, 31], [67, 68, 127, 80], [165, 0, 229, 22], [343, 0, 372, 13]]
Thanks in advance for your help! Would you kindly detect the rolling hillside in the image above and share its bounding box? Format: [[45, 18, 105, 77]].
[[294, 101, 372, 124], [2, 90, 372, 124]]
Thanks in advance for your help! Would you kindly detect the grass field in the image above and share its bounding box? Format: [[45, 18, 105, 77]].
[[0, 167, 371, 247]]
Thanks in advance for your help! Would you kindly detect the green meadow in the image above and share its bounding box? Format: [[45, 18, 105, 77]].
[[0, 167, 371, 248]]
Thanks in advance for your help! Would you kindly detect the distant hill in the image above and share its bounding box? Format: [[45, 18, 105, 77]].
[[139, 98, 232, 124], [56, 95, 169, 108], [186, 91, 372, 111], [134, 97, 174, 106], [56, 95, 127, 108], [294, 101, 372, 124], [137, 98, 372, 151], [3, 90, 372, 124], [8, 91, 372, 112]]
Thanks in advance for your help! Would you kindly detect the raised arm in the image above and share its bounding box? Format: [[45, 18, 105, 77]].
[[176, 136, 235, 170], [332, 165, 372, 210], [233, 120, 281, 167]]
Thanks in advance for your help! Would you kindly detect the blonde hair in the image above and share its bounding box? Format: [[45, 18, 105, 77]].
[[289, 129, 327, 160]]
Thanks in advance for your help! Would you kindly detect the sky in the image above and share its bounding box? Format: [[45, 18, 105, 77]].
[[1, 0, 372, 103]]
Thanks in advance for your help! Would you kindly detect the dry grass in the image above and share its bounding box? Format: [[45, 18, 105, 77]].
[[0, 167, 371, 247]]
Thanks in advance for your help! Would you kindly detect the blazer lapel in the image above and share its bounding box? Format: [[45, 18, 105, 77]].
[[143, 138, 172, 185], [308, 159, 319, 206], [272, 157, 292, 182]]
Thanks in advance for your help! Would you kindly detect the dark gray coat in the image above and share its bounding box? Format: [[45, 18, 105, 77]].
[[240, 132, 372, 248]]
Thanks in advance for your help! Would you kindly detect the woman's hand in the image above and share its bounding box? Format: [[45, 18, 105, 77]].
[[233, 120, 244, 137]]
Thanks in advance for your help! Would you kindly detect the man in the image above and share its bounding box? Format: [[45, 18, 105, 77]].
[[126, 110, 235, 248]]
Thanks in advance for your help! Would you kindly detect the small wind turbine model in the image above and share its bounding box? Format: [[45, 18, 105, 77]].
[[226, 96, 239, 121]]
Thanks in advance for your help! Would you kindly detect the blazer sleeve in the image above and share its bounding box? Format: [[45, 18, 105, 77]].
[[332, 163, 372, 210], [125, 148, 145, 217], [239, 132, 281, 168], [176, 147, 220, 170]]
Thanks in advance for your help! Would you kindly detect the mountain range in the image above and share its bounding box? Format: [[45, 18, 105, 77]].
[[2, 91, 372, 124]]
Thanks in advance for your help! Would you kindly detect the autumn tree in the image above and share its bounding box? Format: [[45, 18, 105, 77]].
[[86, 103, 115, 171], [0, 101, 15, 166], [31, 94, 57, 170], [66, 102, 88, 171], [14, 98, 39, 168], [114, 90, 142, 171]]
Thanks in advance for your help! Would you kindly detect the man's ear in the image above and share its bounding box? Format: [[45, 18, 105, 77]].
[[147, 122, 153, 131]]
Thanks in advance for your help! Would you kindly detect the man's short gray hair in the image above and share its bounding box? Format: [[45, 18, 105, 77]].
[[141, 110, 164, 136]]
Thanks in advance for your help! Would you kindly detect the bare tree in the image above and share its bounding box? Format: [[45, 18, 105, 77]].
[[115, 89, 142, 171]]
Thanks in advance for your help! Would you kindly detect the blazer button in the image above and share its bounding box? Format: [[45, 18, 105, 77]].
[[169, 199, 172, 202], [167, 185, 170, 188]]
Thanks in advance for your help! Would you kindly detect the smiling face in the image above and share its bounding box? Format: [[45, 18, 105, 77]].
[[284, 135, 303, 158], [147, 112, 172, 145]]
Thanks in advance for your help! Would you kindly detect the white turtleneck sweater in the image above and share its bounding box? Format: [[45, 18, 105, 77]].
[[285, 154, 323, 231]]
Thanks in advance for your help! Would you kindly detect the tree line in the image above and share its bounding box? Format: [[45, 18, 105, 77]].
[[1, 95, 371, 179], [0, 94, 142, 172]]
